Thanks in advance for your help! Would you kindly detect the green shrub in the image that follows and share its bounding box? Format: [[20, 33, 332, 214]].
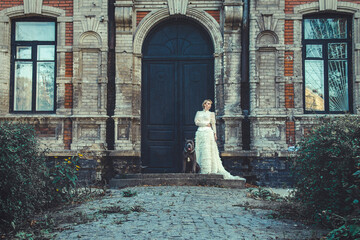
[[122, 189, 137, 197], [291, 116, 360, 225], [49, 155, 81, 202], [0, 122, 50, 231], [0, 122, 81, 232]]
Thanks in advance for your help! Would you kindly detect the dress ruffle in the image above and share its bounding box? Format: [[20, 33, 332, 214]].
[[195, 127, 245, 181]]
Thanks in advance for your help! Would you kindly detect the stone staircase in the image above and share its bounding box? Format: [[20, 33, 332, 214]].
[[109, 173, 246, 189]]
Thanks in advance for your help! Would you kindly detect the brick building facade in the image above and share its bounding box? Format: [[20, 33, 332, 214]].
[[1, 0, 360, 186]]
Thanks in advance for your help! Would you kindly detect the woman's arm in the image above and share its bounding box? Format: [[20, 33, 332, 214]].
[[210, 112, 217, 137], [194, 111, 208, 127]]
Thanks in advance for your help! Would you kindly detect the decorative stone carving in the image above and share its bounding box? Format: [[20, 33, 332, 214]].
[[295, 1, 358, 16], [78, 124, 100, 140], [82, 15, 100, 33], [133, 8, 223, 55], [223, 117, 242, 151], [115, 1, 133, 31], [117, 119, 130, 140], [224, 0, 243, 30], [319, 0, 337, 11], [24, 0, 43, 15], [256, 31, 278, 45], [257, 14, 277, 32], [167, 0, 188, 15], [79, 31, 102, 48]]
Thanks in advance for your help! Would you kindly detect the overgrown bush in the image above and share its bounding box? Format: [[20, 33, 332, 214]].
[[291, 116, 360, 238], [0, 122, 81, 232], [49, 155, 81, 202], [0, 122, 50, 231]]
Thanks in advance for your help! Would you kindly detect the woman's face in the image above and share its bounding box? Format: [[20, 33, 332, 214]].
[[204, 101, 212, 111]]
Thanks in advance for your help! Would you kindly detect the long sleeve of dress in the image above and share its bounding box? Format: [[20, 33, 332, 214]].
[[210, 112, 216, 135], [194, 111, 208, 127]]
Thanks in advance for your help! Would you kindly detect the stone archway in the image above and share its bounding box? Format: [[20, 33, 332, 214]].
[[141, 18, 215, 172]]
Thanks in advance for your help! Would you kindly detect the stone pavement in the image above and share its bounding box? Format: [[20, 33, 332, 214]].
[[53, 186, 327, 240]]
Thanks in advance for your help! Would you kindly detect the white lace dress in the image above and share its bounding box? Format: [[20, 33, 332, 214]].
[[194, 110, 245, 180]]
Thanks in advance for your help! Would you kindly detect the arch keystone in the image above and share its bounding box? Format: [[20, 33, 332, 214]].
[[167, 0, 188, 15]]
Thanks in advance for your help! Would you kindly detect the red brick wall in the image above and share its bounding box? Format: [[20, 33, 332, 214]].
[[286, 121, 296, 145], [284, 20, 293, 45], [65, 52, 73, 77], [65, 22, 73, 46], [35, 124, 56, 138], [285, 0, 318, 14], [285, 84, 294, 108], [206, 10, 220, 24], [0, 1, 22, 10], [0, 1, 74, 15], [65, 83, 73, 109], [136, 11, 150, 26], [43, 0, 73, 16], [284, 51, 294, 76]]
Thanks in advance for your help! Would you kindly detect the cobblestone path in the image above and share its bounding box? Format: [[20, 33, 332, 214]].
[[54, 186, 326, 240]]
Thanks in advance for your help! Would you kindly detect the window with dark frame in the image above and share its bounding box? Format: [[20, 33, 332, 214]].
[[303, 14, 352, 114], [10, 19, 56, 113]]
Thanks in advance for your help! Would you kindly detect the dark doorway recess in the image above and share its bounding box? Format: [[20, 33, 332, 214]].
[[142, 19, 214, 172]]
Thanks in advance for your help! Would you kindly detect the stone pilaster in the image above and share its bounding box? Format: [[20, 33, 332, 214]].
[[114, 0, 137, 151], [221, 0, 243, 151]]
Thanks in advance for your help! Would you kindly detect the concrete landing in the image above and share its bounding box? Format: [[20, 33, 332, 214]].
[[109, 173, 246, 189]]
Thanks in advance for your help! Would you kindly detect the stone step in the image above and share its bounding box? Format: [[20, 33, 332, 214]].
[[109, 174, 246, 189], [113, 173, 224, 179]]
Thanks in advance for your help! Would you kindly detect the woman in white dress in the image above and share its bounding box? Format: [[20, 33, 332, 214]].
[[194, 99, 245, 180]]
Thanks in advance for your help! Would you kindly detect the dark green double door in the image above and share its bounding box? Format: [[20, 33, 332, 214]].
[[141, 20, 214, 172]]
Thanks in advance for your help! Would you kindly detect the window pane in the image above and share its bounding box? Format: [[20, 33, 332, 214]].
[[15, 22, 55, 41], [36, 62, 55, 111], [37, 45, 55, 61], [305, 60, 325, 111], [16, 46, 31, 59], [14, 62, 33, 111], [328, 43, 347, 59], [328, 60, 349, 112], [304, 18, 347, 39], [306, 44, 322, 58]]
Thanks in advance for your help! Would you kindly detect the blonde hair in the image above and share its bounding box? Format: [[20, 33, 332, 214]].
[[202, 99, 213, 109]]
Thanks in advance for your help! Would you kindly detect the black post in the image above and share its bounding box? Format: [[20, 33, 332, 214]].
[[106, 0, 116, 150], [241, 0, 250, 150]]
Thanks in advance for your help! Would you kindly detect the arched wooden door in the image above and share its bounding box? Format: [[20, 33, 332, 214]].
[[141, 19, 214, 172]]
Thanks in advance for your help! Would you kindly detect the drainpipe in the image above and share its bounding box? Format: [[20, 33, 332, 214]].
[[241, 0, 250, 150], [106, 0, 116, 150]]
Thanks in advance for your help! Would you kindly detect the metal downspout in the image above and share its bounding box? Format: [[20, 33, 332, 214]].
[[106, 0, 116, 151], [241, 0, 250, 150]]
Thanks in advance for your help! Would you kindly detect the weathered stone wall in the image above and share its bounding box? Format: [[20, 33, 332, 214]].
[[223, 157, 294, 187], [0, 0, 108, 181], [1, 0, 360, 186], [249, 0, 360, 152], [244, 0, 360, 185]]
